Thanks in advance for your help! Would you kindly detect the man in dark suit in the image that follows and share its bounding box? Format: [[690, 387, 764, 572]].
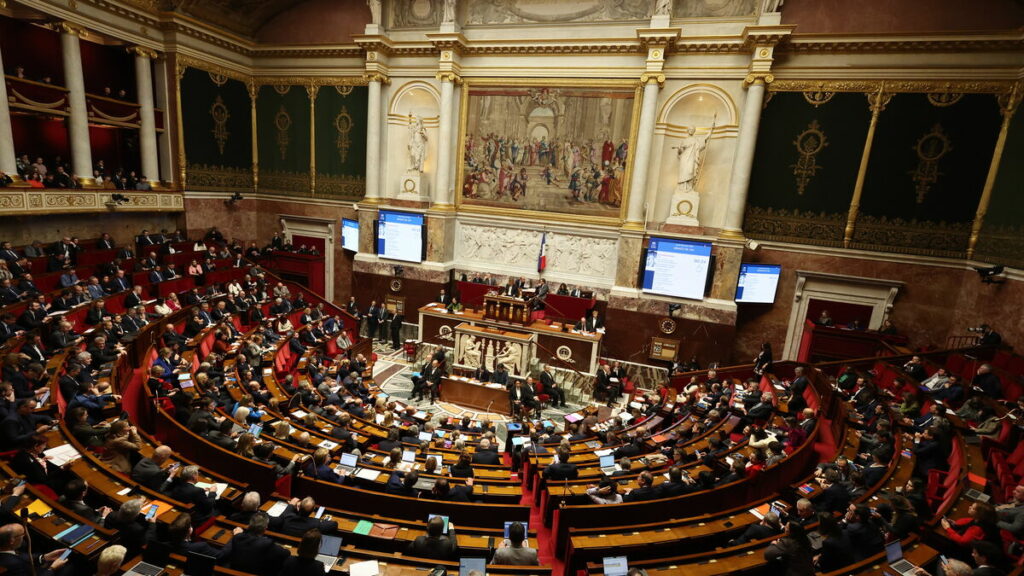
[[815, 469, 851, 513], [543, 447, 578, 481], [492, 364, 509, 388], [219, 512, 289, 576], [509, 379, 537, 417], [658, 466, 696, 498], [972, 364, 1002, 398], [406, 514, 458, 560], [568, 286, 584, 298], [0, 523, 70, 576], [431, 478, 474, 502], [539, 365, 566, 408], [437, 289, 451, 306], [912, 427, 948, 478], [731, 512, 783, 545], [17, 302, 46, 332], [277, 496, 337, 537], [167, 465, 218, 523], [471, 438, 501, 465], [2, 400, 53, 451], [585, 309, 603, 332], [365, 301, 381, 340], [131, 445, 176, 492], [746, 393, 775, 422], [0, 280, 22, 305], [623, 471, 659, 502]]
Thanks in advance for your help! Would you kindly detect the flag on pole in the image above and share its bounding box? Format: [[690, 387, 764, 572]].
[[538, 232, 548, 273]]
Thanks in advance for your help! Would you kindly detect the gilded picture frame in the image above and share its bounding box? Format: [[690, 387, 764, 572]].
[[455, 78, 642, 226]]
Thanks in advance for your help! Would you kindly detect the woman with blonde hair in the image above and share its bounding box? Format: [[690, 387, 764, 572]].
[[235, 432, 256, 458], [96, 544, 127, 576]]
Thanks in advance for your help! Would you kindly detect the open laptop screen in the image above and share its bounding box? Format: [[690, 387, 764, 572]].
[[318, 534, 342, 557], [339, 452, 358, 467], [885, 540, 902, 563], [599, 454, 615, 468]]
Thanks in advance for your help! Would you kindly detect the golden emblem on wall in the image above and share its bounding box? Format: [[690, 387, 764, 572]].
[[335, 106, 353, 164], [910, 123, 951, 204], [791, 120, 827, 195], [927, 92, 963, 107], [335, 86, 354, 97], [209, 95, 230, 155], [803, 90, 834, 107], [275, 104, 292, 160]]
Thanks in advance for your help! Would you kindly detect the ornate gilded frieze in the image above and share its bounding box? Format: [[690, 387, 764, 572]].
[[259, 171, 311, 195], [316, 174, 366, 198], [334, 106, 353, 164], [185, 164, 253, 192], [850, 215, 970, 258], [744, 207, 846, 247], [769, 79, 1015, 95], [0, 191, 183, 215], [974, 225, 1024, 269]]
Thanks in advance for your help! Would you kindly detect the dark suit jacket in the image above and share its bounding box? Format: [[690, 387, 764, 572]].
[[472, 449, 501, 466], [622, 485, 659, 502], [167, 480, 217, 521], [131, 457, 170, 491], [221, 532, 290, 576], [544, 461, 579, 481], [407, 533, 458, 561], [816, 483, 851, 514], [277, 505, 338, 537], [0, 550, 55, 576]]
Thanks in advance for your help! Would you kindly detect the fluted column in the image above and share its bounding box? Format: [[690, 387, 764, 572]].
[[0, 42, 18, 179], [131, 47, 160, 186], [364, 75, 384, 201], [720, 77, 768, 239], [60, 23, 94, 185], [434, 73, 457, 206], [624, 74, 663, 228]]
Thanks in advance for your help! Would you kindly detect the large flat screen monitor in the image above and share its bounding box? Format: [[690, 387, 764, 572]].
[[735, 263, 781, 304], [641, 237, 712, 300], [341, 218, 359, 253], [376, 210, 425, 263]]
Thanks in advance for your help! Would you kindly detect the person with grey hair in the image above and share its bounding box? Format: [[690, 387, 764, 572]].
[[167, 465, 218, 523], [96, 544, 127, 576], [0, 522, 70, 574], [103, 498, 156, 555], [220, 512, 289, 575], [229, 491, 262, 524]]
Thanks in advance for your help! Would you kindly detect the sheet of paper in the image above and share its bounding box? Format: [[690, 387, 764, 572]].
[[267, 501, 288, 517]]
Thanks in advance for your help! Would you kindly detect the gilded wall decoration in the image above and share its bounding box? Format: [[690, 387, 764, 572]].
[[0, 191, 183, 216], [462, 0, 649, 25], [791, 120, 828, 195], [335, 86, 354, 97], [850, 214, 969, 258], [803, 90, 834, 107], [458, 81, 637, 221], [335, 106, 353, 164], [743, 206, 846, 247], [186, 163, 253, 192], [316, 175, 365, 198], [275, 104, 292, 160], [927, 93, 964, 107], [909, 124, 951, 204], [975, 224, 1024, 269], [208, 72, 228, 87], [209, 95, 231, 155]]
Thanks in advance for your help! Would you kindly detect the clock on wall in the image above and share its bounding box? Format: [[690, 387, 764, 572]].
[[659, 317, 678, 335]]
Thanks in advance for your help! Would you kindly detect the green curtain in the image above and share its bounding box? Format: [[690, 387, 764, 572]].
[[314, 84, 368, 199], [180, 67, 253, 191], [257, 84, 311, 195]]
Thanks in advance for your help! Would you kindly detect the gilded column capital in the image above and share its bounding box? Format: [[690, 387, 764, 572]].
[[640, 73, 665, 87], [364, 72, 390, 85], [126, 46, 158, 59], [436, 71, 462, 85], [57, 22, 87, 37], [866, 86, 892, 115], [743, 72, 774, 87]]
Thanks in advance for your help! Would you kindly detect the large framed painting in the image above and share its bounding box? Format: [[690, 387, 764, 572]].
[[456, 79, 640, 223]]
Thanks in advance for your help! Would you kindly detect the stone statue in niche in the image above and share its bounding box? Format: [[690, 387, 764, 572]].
[[668, 126, 711, 226], [441, 0, 456, 23], [407, 115, 428, 173], [367, 0, 382, 24]]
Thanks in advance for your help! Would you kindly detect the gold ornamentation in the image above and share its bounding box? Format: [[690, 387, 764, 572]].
[[974, 224, 1024, 269], [744, 206, 846, 247], [744, 73, 774, 87], [659, 318, 677, 335], [769, 79, 1014, 95], [316, 174, 365, 198], [56, 22, 85, 36], [803, 90, 834, 107], [272, 85, 291, 95], [274, 105, 292, 161], [364, 72, 391, 85], [674, 199, 694, 217], [208, 73, 229, 87], [260, 170, 310, 194], [791, 120, 827, 195], [335, 86, 354, 96], [850, 214, 970, 258], [177, 55, 249, 84], [209, 95, 231, 155], [910, 124, 951, 204], [927, 92, 963, 107], [88, 104, 139, 124], [334, 106, 353, 164], [186, 163, 253, 192], [640, 72, 665, 86], [9, 89, 67, 111], [126, 46, 158, 59]]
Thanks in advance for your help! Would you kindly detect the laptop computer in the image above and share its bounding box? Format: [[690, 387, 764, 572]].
[[418, 431, 433, 442], [184, 551, 217, 576], [603, 556, 629, 576], [248, 423, 263, 438], [315, 534, 343, 571], [503, 521, 529, 546], [123, 561, 165, 576], [396, 449, 417, 472], [599, 454, 618, 476], [337, 452, 360, 475], [413, 477, 437, 492], [459, 557, 487, 576], [885, 540, 917, 576]]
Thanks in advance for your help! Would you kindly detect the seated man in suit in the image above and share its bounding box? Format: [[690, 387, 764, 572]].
[[539, 365, 566, 408], [167, 465, 218, 524], [492, 521, 539, 566], [623, 471, 659, 502], [277, 496, 337, 537], [131, 445, 177, 492], [731, 512, 783, 545], [407, 514, 459, 561], [471, 438, 501, 466], [0, 523, 70, 576], [219, 512, 289, 576], [543, 446, 578, 481], [509, 379, 537, 418]]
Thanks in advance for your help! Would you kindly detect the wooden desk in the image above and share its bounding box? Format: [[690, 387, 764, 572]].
[[441, 376, 510, 414]]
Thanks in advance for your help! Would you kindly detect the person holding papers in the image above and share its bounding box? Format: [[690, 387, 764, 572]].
[[167, 466, 218, 524], [11, 435, 67, 490]]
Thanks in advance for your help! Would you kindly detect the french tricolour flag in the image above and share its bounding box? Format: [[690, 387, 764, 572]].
[[538, 232, 547, 273]]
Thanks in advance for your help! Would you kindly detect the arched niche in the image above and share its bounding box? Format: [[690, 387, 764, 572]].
[[386, 81, 441, 198]]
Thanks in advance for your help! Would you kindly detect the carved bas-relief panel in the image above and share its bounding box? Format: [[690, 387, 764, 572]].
[[454, 222, 618, 287], [462, 0, 651, 25]]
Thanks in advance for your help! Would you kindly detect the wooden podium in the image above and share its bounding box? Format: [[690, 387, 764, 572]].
[[483, 295, 531, 326]]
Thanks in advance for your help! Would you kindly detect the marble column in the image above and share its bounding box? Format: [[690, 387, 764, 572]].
[[433, 74, 456, 206], [153, 58, 173, 188], [364, 76, 383, 201], [60, 24, 94, 185], [720, 78, 767, 239], [132, 48, 160, 186], [0, 43, 17, 179], [625, 75, 662, 228]]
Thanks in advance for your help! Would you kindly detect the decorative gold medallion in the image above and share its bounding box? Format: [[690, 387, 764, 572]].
[[927, 92, 963, 107], [659, 317, 677, 335], [910, 124, 951, 204], [335, 106, 353, 164], [335, 86, 354, 97], [208, 72, 228, 87], [275, 105, 292, 160], [209, 95, 230, 155], [390, 279, 403, 292], [791, 120, 827, 195], [673, 199, 694, 217], [556, 345, 573, 361], [803, 90, 834, 107]]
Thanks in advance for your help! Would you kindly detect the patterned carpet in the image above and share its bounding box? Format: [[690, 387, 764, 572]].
[[369, 342, 583, 445]]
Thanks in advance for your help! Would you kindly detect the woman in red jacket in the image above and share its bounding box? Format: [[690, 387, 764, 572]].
[[942, 502, 1001, 547]]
